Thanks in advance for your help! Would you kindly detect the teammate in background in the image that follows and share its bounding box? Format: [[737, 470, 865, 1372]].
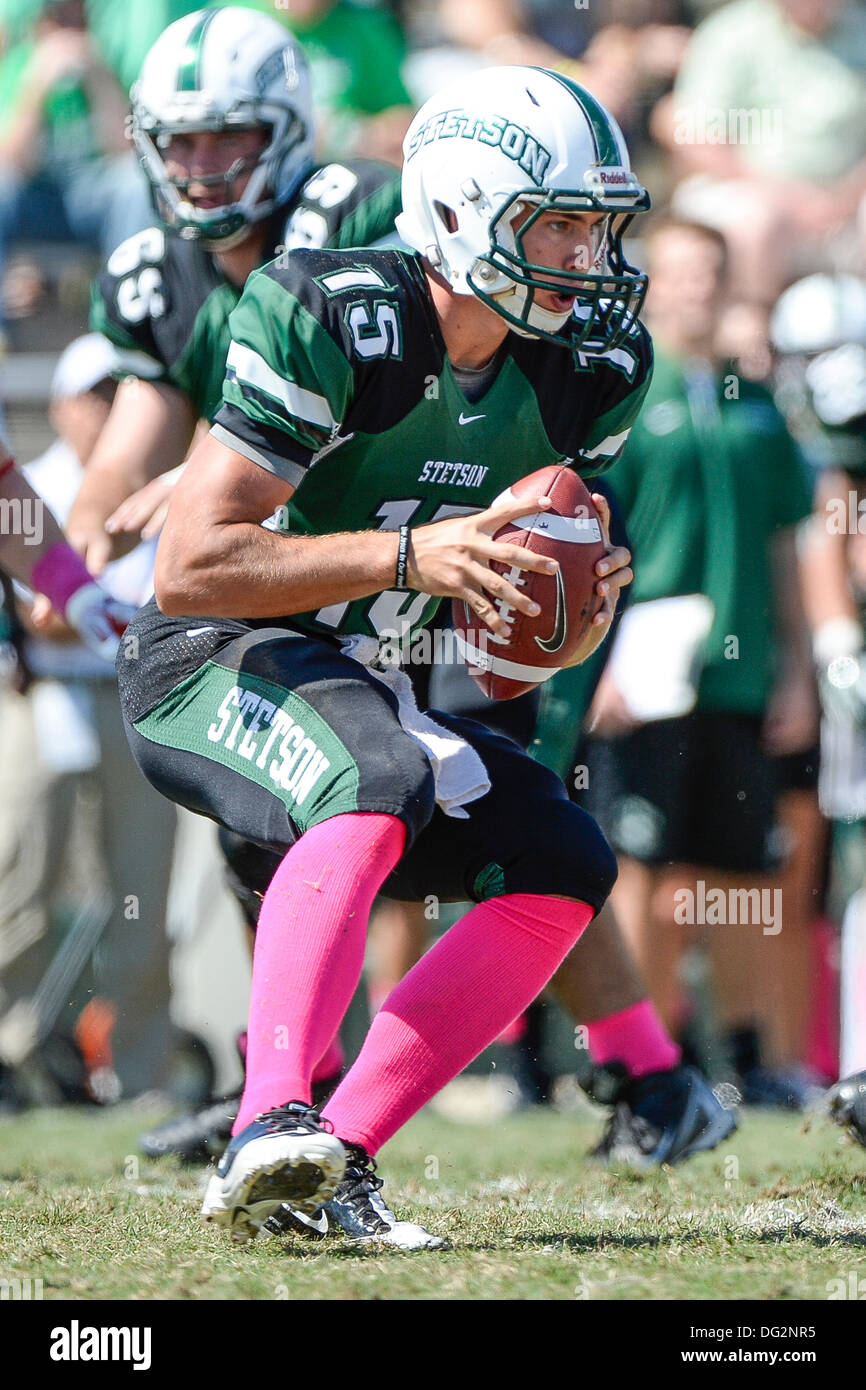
[[371, 614, 739, 1167], [62, 5, 402, 1143], [0, 452, 131, 660], [773, 273, 866, 1145], [67, 7, 402, 574], [0, 336, 175, 1103], [583, 219, 818, 1106], [118, 67, 647, 1246]]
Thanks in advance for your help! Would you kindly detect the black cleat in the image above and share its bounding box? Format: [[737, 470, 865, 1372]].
[[589, 1063, 738, 1168], [267, 1142, 443, 1249], [323, 1143, 444, 1248], [140, 1094, 239, 1163], [201, 1101, 345, 1243], [826, 1070, 866, 1148], [139, 1070, 342, 1164], [740, 1065, 824, 1112]]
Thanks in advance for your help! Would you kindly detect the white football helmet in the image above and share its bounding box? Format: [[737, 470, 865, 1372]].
[[771, 274, 866, 358], [772, 274, 866, 429], [396, 66, 650, 352], [772, 273, 866, 475], [131, 7, 313, 248]]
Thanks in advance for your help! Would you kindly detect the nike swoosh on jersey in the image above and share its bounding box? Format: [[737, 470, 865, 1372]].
[[458, 411, 486, 425], [534, 568, 568, 654]]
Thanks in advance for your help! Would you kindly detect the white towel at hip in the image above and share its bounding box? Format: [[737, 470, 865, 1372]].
[[339, 634, 490, 819]]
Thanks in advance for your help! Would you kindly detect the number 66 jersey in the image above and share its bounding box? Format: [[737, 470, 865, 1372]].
[[211, 245, 653, 642], [90, 160, 402, 425]]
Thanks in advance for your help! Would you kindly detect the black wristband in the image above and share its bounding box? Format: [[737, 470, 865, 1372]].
[[395, 524, 411, 590]]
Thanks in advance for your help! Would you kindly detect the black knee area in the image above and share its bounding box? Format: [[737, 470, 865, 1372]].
[[336, 714, 438, 851], [244, 632, 439, 849], [498, 799, 617, 915], [218, 828, 283, 929]]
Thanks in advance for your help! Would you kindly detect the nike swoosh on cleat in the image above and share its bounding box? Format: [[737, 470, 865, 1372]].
[[458, 411, 486, 425], [186, 626, 215, 637], [534, 567, 568, 654]]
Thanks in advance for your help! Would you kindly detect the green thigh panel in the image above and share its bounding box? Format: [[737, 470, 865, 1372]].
[[133, 658, 361, 833]]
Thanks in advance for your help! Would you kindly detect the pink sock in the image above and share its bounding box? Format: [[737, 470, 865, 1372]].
[[323, 893, 593, 1154], [586, 999, 681, 1079], [233, 812, 405, 1133]]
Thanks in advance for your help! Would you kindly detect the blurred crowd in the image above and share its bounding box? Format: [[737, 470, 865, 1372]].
[[1, 0, 866, 1133]]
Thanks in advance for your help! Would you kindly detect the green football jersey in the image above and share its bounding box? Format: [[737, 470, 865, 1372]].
[[90, 159, 402, 423], [213, 246, 653, 642]]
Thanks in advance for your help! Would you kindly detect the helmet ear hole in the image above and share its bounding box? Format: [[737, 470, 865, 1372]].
[[434, 201, 458, 234]]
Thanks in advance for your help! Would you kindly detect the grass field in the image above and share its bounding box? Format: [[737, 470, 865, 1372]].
[[1, 1095, 865, 1302]]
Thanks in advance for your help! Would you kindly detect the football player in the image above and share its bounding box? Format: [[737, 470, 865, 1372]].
[[68, 6, 403, 572], [773, 272, 866, 1145], [423, 594, 738, 1165], [62, 5, 402, 1149], [116, 66, 650, 1247]]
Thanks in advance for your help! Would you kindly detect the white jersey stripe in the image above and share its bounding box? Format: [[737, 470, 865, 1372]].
[[227, 341, 335, 431], [579, 428, 631, 461]]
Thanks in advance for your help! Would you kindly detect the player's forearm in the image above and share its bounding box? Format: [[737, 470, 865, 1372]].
[[155, 522, 402, 619], [69, 457, 138, 517], [67, 462, 147, 560], [68, 380, 197, 554]]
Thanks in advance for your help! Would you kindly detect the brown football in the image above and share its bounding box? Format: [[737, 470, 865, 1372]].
[[452, 464, 607, 700]]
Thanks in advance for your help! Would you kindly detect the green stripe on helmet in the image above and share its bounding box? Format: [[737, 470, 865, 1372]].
[[176, 8, 219, 93], [532, 67, 623, 169]]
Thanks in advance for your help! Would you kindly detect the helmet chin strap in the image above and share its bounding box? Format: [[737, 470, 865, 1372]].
[[491, 282, 573, 339], [488, 199, 579, 339], [199, 217, 269, 252]]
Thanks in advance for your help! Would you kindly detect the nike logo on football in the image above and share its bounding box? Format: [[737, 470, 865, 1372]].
[[534, 568, 568, 654], [458, 411, 486, 425]]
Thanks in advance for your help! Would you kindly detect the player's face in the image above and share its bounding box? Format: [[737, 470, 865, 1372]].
[[515, 208, 606, 314], [161, 128, 269, 209]]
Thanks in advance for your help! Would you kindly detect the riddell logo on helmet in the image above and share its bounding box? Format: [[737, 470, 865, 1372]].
[[598, 168, 630, 185], [406, 110, 551, 186]]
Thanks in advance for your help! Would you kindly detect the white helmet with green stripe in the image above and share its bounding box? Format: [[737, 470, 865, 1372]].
[[396, 66, 650, 352], [131, 6, 313, 247]]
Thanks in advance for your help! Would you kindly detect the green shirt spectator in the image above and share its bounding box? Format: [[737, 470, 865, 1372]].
[[0, 1, 153, 333], [0, 0, 46, 45], [607, 349, 813, 714], [249, 0, 411, 158], [84, 0, 202, 93], [674, 0, 866, 182], [0, 33, 96, 170]]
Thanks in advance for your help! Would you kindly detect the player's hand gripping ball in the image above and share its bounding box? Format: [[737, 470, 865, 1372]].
[[452, 464, 609, 699]]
